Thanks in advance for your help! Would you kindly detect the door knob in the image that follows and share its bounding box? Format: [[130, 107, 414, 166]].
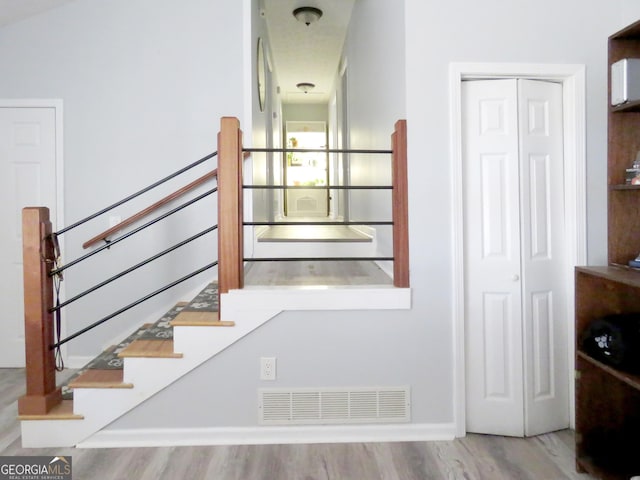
[[512, 274, 520, 281]]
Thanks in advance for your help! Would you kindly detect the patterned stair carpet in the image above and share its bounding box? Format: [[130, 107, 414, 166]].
[[61, 282, 218, 400]]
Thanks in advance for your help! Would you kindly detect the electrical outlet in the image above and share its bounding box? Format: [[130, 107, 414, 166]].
[[260, 357, 276, 380]]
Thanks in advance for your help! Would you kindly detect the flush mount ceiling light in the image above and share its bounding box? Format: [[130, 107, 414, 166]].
[[293, 7, 323, 26], [296, 82, 315, 93]]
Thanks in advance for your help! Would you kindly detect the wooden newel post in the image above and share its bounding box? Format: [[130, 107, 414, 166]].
[[217, 117, 244, 295], [18, 207, 62, 415], [392, 120, 410, 288]]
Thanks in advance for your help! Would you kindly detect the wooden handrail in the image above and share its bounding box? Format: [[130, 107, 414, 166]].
[[392, 119, 410, 288], [83, 169, 217, 249], [19, 207, 62, 415]]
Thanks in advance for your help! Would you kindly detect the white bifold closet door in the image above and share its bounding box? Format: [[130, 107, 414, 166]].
[[463, 79, 569, 437]]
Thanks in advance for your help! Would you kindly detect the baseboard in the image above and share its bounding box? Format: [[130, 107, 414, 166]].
[[77, 423, 456, 448]]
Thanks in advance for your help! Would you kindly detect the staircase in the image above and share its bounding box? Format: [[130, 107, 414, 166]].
[[16, 117, 411, 448], [18, 281, 274, 448]]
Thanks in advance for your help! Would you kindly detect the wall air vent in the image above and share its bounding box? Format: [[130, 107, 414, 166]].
[[259, 387, 410, 425]]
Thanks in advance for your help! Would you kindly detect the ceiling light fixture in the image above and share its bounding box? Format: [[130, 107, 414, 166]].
[[296, 82, 315, 93], [293, 7, 323, 26]]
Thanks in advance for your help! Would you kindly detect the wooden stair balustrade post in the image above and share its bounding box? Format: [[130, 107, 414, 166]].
[[217, 117, 244, 295], [18, 207, 62, 415], [391, 119, 410, 288]]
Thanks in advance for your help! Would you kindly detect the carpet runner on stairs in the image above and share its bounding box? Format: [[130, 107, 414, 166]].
[[62, 282, 219, 400]]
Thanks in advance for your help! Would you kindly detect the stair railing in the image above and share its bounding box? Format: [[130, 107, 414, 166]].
[[216, 118, 409, 290], [19, 152, 218, 416], [19, 117, 409, 417]]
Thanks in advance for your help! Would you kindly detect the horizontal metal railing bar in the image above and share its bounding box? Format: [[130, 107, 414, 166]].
[[50, 261, 218, 349], [50, 187, 217, 276], [244, 257, 394, 262], [242, 185, 392, 190], [83, 169, 218, 250], [55, 151, 217, 235], [244, 221, 392, 226], [244, 147, 392, 154], [50, 225, 218, 313]]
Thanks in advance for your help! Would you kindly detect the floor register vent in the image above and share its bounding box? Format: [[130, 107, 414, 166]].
[[259, 387, 410, 425]]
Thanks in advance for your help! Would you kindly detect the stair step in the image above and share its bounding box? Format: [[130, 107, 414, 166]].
[[18, 400, 84, 421], [68, 369, 133, 389], [170, 310, 234, 327], [118, 339, 182, 358]]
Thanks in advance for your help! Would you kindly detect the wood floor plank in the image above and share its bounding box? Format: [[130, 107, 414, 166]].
[[244, 260, 393, 286], [68, 369, 133, 389], [1, 369, 598, 479], [170, 310, 234, 326], [118, 339, 182, 358]]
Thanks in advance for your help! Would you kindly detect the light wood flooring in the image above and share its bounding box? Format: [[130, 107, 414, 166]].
[[257, 225, 372, 242], [244, 260, 393, 286], [1, 368, 595, 480]]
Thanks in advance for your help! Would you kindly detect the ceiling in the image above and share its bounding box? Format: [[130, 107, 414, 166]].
[[263, 0, 355, 104], [0, 0, 354, 105]]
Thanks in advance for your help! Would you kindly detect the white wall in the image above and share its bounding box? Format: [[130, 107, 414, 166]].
[[111, 0, 624, 435], [3, 0, 630, 436], [249, 0, 270, 223], [342, 0, 406, 256], [0, 0, 245, 357], [282, 103, 328, 123], [111, 0, 459, 432], [622, 2, 640, 25], [403, 0, 620, 430]]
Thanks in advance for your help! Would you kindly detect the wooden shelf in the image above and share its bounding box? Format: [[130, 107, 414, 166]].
[[575, 268, 640, 479], [577, 350, 640, 391], [576, 18, 640, 480], [610, 183, 640, 190], [612, 99, 640, 113], [576, 265, 640, 288]]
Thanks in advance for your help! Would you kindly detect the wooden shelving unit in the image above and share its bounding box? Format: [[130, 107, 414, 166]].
[[574, 18, 640, 480]]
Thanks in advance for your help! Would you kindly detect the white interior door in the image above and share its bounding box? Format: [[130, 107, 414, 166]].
[[284, 121, 328, 217], [463, 79, 568, 436], [0, 106, 58, 367]]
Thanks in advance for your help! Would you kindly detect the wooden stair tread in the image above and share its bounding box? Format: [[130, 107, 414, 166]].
[[68, 369, 133, 389], [171, 310, 234, 327], [18, 400, 84, 421], [118, 339, 182, 358]]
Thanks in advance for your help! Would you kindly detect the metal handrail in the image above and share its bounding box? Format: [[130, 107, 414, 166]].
[[50, 187, 217, 276], [83, 169, 217, 249], [242, 145, 395, 264], [244, 147, 392, 154], [51, 261, 218, 349], [244, 221, 392, 226], [246, 257, 393, 262], [243, 185, 391, 190], [55, 151, 217, 236], [50, 225, 218, 312]]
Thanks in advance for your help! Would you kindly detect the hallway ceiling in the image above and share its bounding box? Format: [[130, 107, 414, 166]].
[[263, 0, 356, 104]]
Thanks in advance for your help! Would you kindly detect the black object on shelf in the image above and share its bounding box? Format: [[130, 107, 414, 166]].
[[581, 313, 640, 373]]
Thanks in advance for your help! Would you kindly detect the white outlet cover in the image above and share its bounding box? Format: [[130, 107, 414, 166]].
[[260, 357, 276, 381]]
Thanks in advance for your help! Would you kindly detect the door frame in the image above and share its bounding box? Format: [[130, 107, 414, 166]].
[[449, 64, 587, 437], [0, 98, 66, 363]]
